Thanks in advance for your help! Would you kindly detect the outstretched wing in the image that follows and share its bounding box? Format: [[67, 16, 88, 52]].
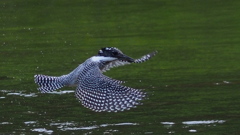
[[75, 62, 146, 112], [101, 51, 158, 72], [134, 51, 158, 63]]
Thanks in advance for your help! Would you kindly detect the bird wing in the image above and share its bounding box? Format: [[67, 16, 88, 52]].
[[101, 51, 158, 72], [101, 60, 130, 72], [134, 51, 158, 63], [75, 62, 146, 112]]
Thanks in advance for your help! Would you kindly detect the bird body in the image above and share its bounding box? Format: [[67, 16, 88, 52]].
[[34, 47, 157, 112]]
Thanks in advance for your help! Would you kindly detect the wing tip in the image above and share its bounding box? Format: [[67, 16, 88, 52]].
[[134, 50, 157, 63]]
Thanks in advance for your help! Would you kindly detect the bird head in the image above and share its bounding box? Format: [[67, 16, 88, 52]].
[[97, 47, 134, 62]]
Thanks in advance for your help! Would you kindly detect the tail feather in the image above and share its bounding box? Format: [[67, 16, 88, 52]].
[[34, 74, 65, 93]]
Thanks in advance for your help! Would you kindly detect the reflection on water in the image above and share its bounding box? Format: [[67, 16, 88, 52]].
[[24, 121, 37, 125], [182, 120, 226, 125], [23, 120, 139, 134], [0, 122, 13, 125], [31, 128, 53, 135], [0, 90, 228, 134], [0, 90, 75, 98], [161, 120, 226, 126], [1, 90, 38, 98], [161, 120, 226, 133], [24, 120, 226, 134], [48, 90, 75, 95], [7, 92, 37, 97], [35, 121, 138, 131], [189, 129, 197, 133]]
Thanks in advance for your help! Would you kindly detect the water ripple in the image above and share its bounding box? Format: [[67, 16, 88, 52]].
[[48, 90, 75, 95], [7, 92, 37, 97], [182, 120, 226, 125], [24, 121, 37, 125], [0, 90, 75, 99], [0, 122, 13, 125], [160, 120, 226, 133], [49, 121, 138, 131], [25, 119, 226, 134], [31, 128, 53, 134], [61, 126, 98, 131]]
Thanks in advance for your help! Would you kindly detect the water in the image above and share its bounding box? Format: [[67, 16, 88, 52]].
[[0, 89, 234, 134], [1, 0, 240, 134]]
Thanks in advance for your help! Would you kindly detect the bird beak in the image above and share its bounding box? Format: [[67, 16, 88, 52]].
[[118, 54, 135, 63]]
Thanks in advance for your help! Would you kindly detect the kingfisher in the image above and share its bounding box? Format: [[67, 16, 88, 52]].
[[34, 47, 157, 112]]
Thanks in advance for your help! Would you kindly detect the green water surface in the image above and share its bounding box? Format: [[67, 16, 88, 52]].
[[0, 0, 240, 134]]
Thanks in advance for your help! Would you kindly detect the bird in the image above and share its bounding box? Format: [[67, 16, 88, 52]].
[[34, 47, 157, 112]]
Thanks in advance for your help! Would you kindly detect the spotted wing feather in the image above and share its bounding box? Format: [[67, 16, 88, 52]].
[[134, 51, 158, 63], [101, 51, 157, 72], [101, 60, 130, 72], [75, 63, 146, 112]]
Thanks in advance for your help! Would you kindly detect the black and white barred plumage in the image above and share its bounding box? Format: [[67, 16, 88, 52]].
[[34, 47, 157, 112]]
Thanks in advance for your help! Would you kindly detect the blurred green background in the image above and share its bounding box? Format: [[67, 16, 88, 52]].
[[0, 0, 240, 134]]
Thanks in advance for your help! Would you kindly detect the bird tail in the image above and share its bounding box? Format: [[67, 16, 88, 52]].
[[34, 74, 66, 93]]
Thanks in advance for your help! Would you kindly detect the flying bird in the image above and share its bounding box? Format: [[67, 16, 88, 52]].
[[34, 47, 157, 112]]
